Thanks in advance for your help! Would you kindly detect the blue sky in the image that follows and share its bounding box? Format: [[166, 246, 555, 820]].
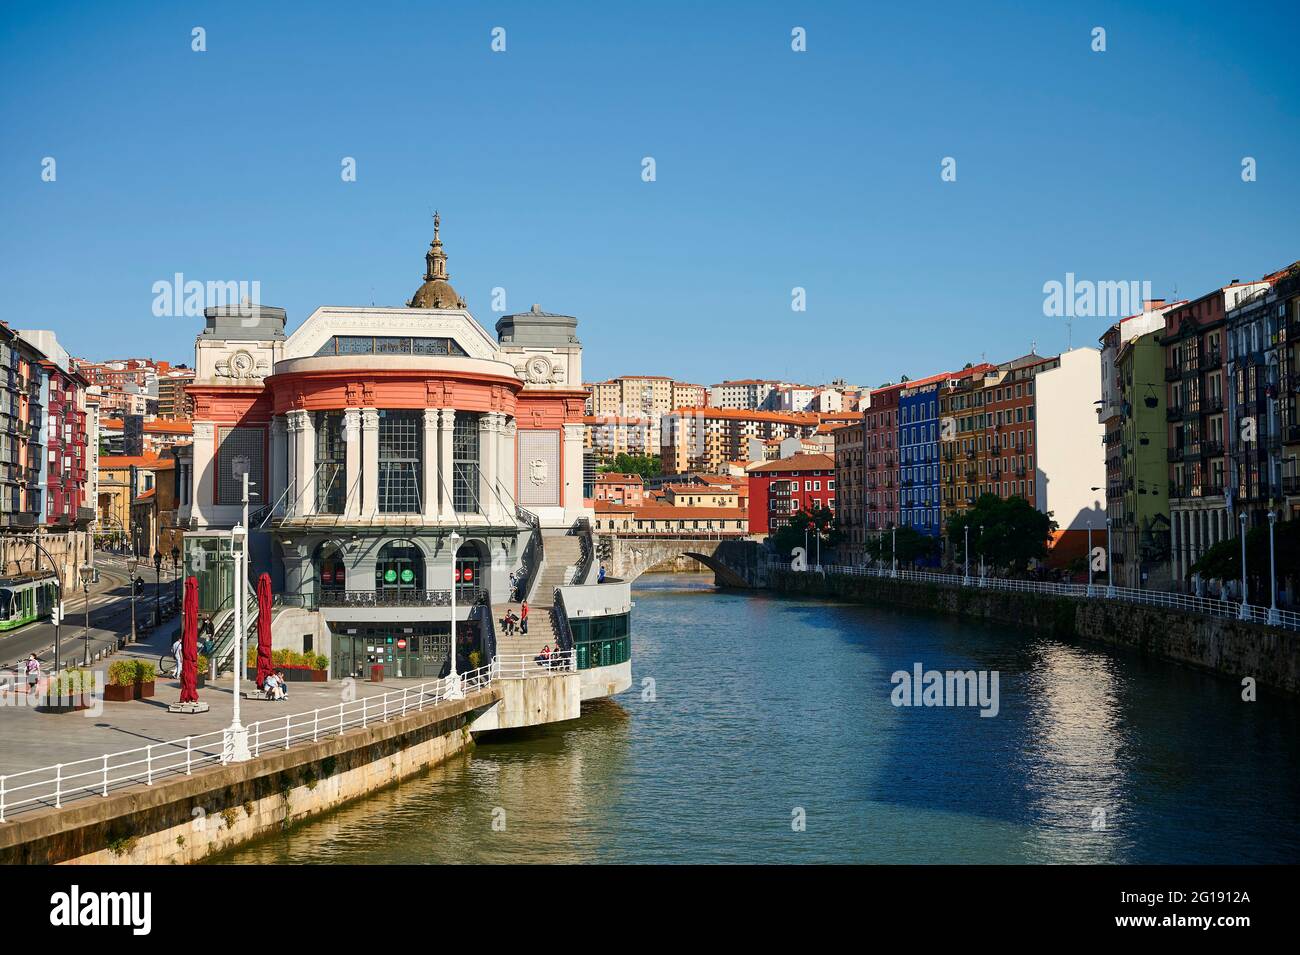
[[2, 0, 1296, 387]]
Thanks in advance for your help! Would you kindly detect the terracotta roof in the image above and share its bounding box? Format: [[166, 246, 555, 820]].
[[670, 406, 819, 425], [98, 454, 169, 469], [595, 472, 644, 483], [100, 418, 193, 434], [597, 503, 748, 520], [748, 453, 836, 473]]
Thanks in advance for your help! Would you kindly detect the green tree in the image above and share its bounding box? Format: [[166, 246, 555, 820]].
[[1190, 518, 1300, 602], [946, 494, 1055, 576], [771, 506, 840, 558], [599, 453, 661, 480], [865, 527, 938, 568]]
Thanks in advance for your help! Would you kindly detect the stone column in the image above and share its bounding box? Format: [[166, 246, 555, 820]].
[[270, 415, 288, 516], [422, 408, 439, 520], [479, 413, 498, 523], [361, 408, 380, 516], [562, 421, 585, 524], [438, 408, 455, 519], [291, 409, 316, 516], [343, 408, 361, 518], [192, 420, 215, 519], [283, 413, 300, 518], [500, 416, 517, 519]]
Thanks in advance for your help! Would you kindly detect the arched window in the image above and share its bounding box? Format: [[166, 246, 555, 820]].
[[376, 539, 424, 592]]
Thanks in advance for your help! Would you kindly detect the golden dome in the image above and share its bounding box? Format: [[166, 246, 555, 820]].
[[407, 211, 465, 309]]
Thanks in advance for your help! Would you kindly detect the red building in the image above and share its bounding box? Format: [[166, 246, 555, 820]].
[[748, 453, 836, 536], [864, 384, 901, 531], [40, 359, 92, 529], [593, 472, 645, 506]]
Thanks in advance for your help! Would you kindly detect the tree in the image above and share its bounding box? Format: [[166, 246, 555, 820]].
[[1190, 518, 1300, 603], [771, 506, 840, 558], [946, 494, 1056, 576], [599, 453, 661, 480], [865, 527, 938, 568]]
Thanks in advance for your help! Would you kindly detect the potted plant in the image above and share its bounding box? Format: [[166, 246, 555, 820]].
[[195, 654, 209, 689], [134, 660, 156, 699], [104, 660, 137, 702], [40, 669, 97, 713]]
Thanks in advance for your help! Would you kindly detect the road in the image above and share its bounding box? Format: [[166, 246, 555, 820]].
[[0, 552, 183, 673]]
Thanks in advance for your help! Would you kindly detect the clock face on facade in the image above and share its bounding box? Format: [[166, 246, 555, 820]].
[[526, 356, 552, 383]]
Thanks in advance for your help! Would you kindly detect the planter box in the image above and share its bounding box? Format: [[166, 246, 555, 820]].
[[38, 693, 95, 713], [103, 683, 136, 702], [136, 681, 155, 699], [196, 673, 207, 689]]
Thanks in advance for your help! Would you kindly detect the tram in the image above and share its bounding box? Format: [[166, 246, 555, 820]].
[[0, 572, 59, 632]]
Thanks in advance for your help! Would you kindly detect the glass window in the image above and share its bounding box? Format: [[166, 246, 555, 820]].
[[378, 411, 422, 513], [453, 412, 481, 513], [315, 411, 345, 514]]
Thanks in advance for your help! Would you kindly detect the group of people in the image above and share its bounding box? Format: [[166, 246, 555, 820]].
[[499, 600, 529, 635], [533, 644, 562, 669], [262, 670, 290, 701]]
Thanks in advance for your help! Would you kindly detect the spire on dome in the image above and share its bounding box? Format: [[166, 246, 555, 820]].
[[409, 211, 464, 309]]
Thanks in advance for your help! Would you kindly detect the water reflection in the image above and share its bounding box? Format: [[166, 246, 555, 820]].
[[216, 574, 1300, 864]]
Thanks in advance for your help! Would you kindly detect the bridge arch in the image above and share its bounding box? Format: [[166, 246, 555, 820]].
[[597, 535, 759, 587]]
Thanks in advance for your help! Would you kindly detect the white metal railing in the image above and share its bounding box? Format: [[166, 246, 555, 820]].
[[766, 558, 1300, 631], [493, 650, 575, 679], [0, 660, 498, 823]]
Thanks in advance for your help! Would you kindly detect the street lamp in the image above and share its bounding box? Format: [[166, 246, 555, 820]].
[[171, 546, 180, 607], [1086, 523, 1095, 597], [79, 565, 93, 666], [978, 525, 986, 586], [126, 555, 139, 645], [1238, 512, 1250, 621], [1268, 510, 1279, 625], [224, 523, 251, 763], [447, 530, 463, 699], [890, 525, 897, 578], [963, 524, 970, 585], [1105, 517, 1116, 597], [153, 550, 163, 627]]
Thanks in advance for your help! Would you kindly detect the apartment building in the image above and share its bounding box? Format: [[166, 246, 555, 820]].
[[662, 407, 820, 474]]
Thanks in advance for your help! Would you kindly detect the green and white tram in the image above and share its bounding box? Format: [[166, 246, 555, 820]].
[[0, 573, 59, 632]]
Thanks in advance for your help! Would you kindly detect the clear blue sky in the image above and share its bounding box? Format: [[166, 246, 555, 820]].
[[2, 0, 1296, 387]]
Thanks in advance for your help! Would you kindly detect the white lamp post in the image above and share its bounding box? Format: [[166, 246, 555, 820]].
[[1268, 511, 1279, 625], [446, 531, 463, 699], [891, 526, 897, 578], [962, 524, 970, 586], [224, 523, 251, 763], [1086, 523, 1095, 597], [1105, 517, 1116, 598], [979, 525, 986, 586], [1238, 512, 1250, 621]]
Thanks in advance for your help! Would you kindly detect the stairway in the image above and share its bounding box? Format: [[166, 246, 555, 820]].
[[492, 530, 582, 663]]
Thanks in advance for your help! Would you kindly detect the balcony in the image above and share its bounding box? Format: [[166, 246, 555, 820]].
[[1166, 406, 1184, 422], [1167, 448, 1184, 463], [1164, 366, 1181, 382], [1201, 396, 1224, 415], [317, 587, 482, 609], [1199, 350, 1222, 370]]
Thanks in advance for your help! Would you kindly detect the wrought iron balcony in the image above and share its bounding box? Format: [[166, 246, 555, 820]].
[[317, 586, 483, 609]]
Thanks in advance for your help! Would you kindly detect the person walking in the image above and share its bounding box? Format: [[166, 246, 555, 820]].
[[520, 600, 529, 635], [597, 564, 606, 584], [24, 653, 40, 693], [171, 635, 184, 677]]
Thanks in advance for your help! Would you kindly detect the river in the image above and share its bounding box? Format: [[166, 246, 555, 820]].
[[215, 574, 1300, 864]]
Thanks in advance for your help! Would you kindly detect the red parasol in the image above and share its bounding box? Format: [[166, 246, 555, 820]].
[[256, 573, 273, 688], [179, 576, 199, 703]]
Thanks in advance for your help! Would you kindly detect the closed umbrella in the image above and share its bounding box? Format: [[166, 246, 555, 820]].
[[256, 572, 273, 688], [179, 576, 199, 704]]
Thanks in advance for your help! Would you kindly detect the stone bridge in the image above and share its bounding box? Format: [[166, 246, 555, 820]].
[[595, 535, 764, 586]]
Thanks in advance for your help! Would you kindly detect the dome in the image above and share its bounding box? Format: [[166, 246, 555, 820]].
[[407, 211, 465, 310], [408, 278, 464, 309]]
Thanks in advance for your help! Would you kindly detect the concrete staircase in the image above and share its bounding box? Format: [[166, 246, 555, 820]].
[[492, 530, 581, 662]]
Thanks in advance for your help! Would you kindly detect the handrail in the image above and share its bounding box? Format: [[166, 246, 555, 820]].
[[767, 559, 1300, 631], [514, 506, 543, 602], [551, 588, 574, 653], [569, 517, 594, 585], [0, 660, 499, 822]]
